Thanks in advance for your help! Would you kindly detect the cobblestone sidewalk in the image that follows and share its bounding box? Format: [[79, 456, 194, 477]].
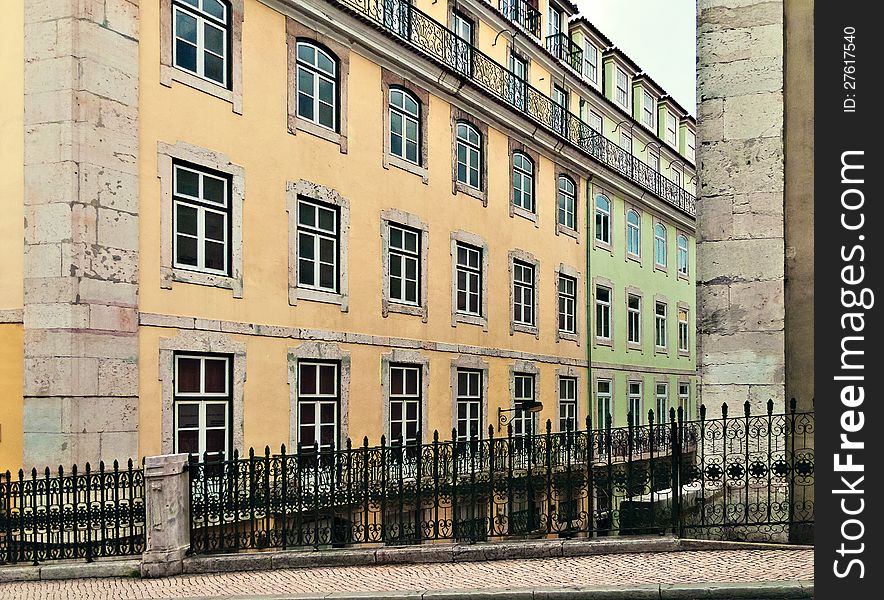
[[0, 549, 813, 600]]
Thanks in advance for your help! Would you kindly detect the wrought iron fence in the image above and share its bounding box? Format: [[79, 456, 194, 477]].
[[545, 33, 583, 73], [499, 0, 541, 39], [330, 0, 696, 217], [0, 459, 145, 564], [188, 400, 813, 554]]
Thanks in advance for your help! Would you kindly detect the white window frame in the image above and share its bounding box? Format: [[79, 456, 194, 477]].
[[686, 130, 696, 162], [558, 376, 578, 433], [558, 273, 577, 334], [655, 301, 667, 350], [456, 121, 482, 190], [512, 152, 535, 213], [665, 112, 677, 147], [513, 260, 536, 327], [627, 294, 641, 345], [513, 373, 536, 438], [642, 90, 655, 128], [620, 131, 632, 155], [628, 381, 643, 425], [173, 353, 232, 458], [596, 379, 612, 429], [678, 308, 690, 354], [615, 67, 629, 108], [387, 222, 421, 306], [677, 234, 689, 276], [172, 163, 230, 276], [296, 360, 340, 453], [456, 368, 483, 442], [389, 87, 421, 165], [654, 223, 667, 268], [595, 195, 611, 245], [655, 383, 669, 425], [172, 0, 229, 88], [678, 382, 691, 419], [626, 210, 641, 257], [389, 363, 422, 447], [296, 197, 340, 294], [455, 241, 483, 317], [557, 175, 577, 230], [595, 285, 612, 341], [589, 110, 603, 135], [296, 40, 338, 132], [671, 166, 682, 189], [648, 150, 660, 173], [583, 40, 598, 83]]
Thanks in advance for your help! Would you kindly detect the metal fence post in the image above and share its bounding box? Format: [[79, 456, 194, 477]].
[[141, 453, 190, 578]]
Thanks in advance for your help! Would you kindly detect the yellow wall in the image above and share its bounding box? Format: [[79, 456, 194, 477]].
[[0, 0, 23, 310], [0, 325, 24, 473], [137, 1, 588, 455]]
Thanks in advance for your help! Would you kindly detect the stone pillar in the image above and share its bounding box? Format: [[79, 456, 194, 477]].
[[141, 454, 190, 578], [22, 1, 140, 468], [696, 0, 786, 416]]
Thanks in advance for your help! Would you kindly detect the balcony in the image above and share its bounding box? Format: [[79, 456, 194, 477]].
[[326, 0, 696, 217], [545, 32, 583, 73], [499, 0, 541, 39]]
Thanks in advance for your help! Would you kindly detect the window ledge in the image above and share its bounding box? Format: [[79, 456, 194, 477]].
[[162, 267, 243, 298], [558, 331, 579, 344], [290, 287, 349, 311], [161, 66, 241, 114], [384, 300, 428, 322], [655, 347, 669, 356], [289, 117, 348, 153], [454, 181, 487, 205], [595, 337, 613, 348], [593, 239, 612, 253], [626, 342, 643, 352], [655, 264, 668, 274], [385, 154, 429, 183], [453, 312, 488, 330], [678, 272, 690, 282], [512, 205, 538, 224], [556, 224, 579, 241], [678, 350, 691, 358], [626, 253, 642, 265], [511, 322, 539, 338]]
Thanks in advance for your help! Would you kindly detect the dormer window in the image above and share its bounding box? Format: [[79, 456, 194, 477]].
[[583, 41, 598, 83], [665, 112, 677, 147], [615, 67, 629, 108], [642, 91, 655, 128]]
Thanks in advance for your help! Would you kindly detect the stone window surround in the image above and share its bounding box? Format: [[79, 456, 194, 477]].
[[287, 341, 351, 450], [627, 377, 644, 424], [555, 168, 581, 241], [593, 368, 615, 429], [592, 276, 615, 349], [508, 360, 540, 432], [556, 366, 582, 432], [676, 229, 690, 281], [450, 230, 490, 330], [508, 249, 540, 338], [158, 141, 245, 297], [624, 202, 642, 265], [160, 0, 245, 114], [653, 293, 669, 356], [450, 107, 489, 205], [286, 179, 351, 311], [677, 377, 694, 419], [555, 263, 580, 345], [653, 218, 669, 274], [381, 69, 430, 183], [450, 354, 490, 438], [507, 138, 540, 225], [625, 285, 643, 353], [592, 186, 614, 253], [159, 330, 247, 455], [677, 301, 691, 358], [380, 349, 431, 444], [286, 17, 350, 153], [381, 209, 429, 322], [654, 378, 671, 424]]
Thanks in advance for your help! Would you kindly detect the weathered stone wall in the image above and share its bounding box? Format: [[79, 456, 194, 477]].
[[696, 0, 786, 416], [22, 0, 140, 469]]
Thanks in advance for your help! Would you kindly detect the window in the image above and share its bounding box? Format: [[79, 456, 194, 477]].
[[620, 131, 632, 155], [671, 166, 682, 189], [389, 364, 421, 447], [174, 353, 231, 457], [389, 88, 420, 165], [558, 377, 578, 434], [595, 285, 611, 340], [558, 274, 577, 334], [172, 0, 229, 87], [513, 260, 535, 326], [452, 11, 474, 76], [548, 5, 562, 37], [455, 242, 482, 316], [626, 210, 641, 256], [586, 112, 602, 137], [678, 308, 689, 353], [297, 198, 339, 293], [686, 130, 696, 161], [456, 369, 483, 443], [648, 151, 660, 173], [596, 380, 612, 428], [665, 112, 677, 147], [642, 91, 655, 128], [627, 294, 641, 345], [655, 302, 667, 349], [513, 374, 536, 438], [628, 381, 642, 425], [655, 383, 669, 424], [508, 52, 528, 110], [297, 361, 340, 452], [678, 382, 691, 418], [557, 175, 576, 230], [456, 121, 482, 189], [173, 163, 230, 276], [296, 41, 338, 131], [595, 195, 611, 244], [387, 223, 421, 306], [512, 152, 535, 212], [677, 235, 689, 276], [654, 223, 667, 267], [583, 41, 598, 83], [615, 67, 629, 108]]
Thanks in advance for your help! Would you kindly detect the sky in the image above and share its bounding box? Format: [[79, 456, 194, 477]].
[[574, 0, 697, 115]]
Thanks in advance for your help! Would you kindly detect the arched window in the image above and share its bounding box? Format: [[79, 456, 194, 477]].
[[557, 176, 577, 230], [389, 88, 420, 164], [654, 223, 667, 267], [677, 234, 689, 276], [456, 121, 482, 189], [595, 195, 610, 244], [626, 210, 641, 256], [173, 0, 230, 87], [296, 41, 338, 131], [512, 152, 534, 212]]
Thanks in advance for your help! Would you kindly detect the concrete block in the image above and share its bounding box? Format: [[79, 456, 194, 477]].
[[699, 56, 783, 100], [97, 207, 139, 251], [140, 312, 196, 329], [376, 544, 455, 564], [89, 304, 138, 333], [98, 431, 139, 465], [71, 396, 138, 433], [23, 245, 63, 278], [697, 239, 784, 284], [22, 396, 65, 433], [24, 89, 75, 125], [23, 122, 75, 165], [24, 161, 78, 206], [78, 59, 137, 106], [699, 138, 783, 197], [723, 91, 784, 141], [0, 566, 41, 582], [728, 280, 785, 332], [98, 358, 139, 396], [23, 56, 78, 94], [67, 243, 138, 283], [184, 553, 272, 574], [270, 549, 376, 570], [22, 432, 72, 472], [80, 164, 138, 214], [78, 20, 138, 77], [78, 278, 137, 306], [72, 203, 98, 245], [40, 559, 141, 580], [142, 454, 191, 578], [24, 356, 99, 396], [696, 195, 733, 242], [104, 0, 140, 39], [424, 589, 533, 600], [700, 2, 783, 30], [25, 302, 89, 329], [28, 202, 72, 243]]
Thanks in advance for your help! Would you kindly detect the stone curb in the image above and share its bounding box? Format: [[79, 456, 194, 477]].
[[172, 580, 814, 600], [0, 558, 141, 583]]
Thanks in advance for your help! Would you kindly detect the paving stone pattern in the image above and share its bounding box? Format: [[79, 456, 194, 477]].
[[0, 549, 813, 600]]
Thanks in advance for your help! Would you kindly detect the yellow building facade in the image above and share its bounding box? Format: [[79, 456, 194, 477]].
[[0, 0, 696, 472]]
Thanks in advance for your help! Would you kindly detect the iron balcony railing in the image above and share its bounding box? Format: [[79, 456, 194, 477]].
[[330, 0, 696, 217], [545, 32, 583, 73], [499, 0, 541, 39]]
